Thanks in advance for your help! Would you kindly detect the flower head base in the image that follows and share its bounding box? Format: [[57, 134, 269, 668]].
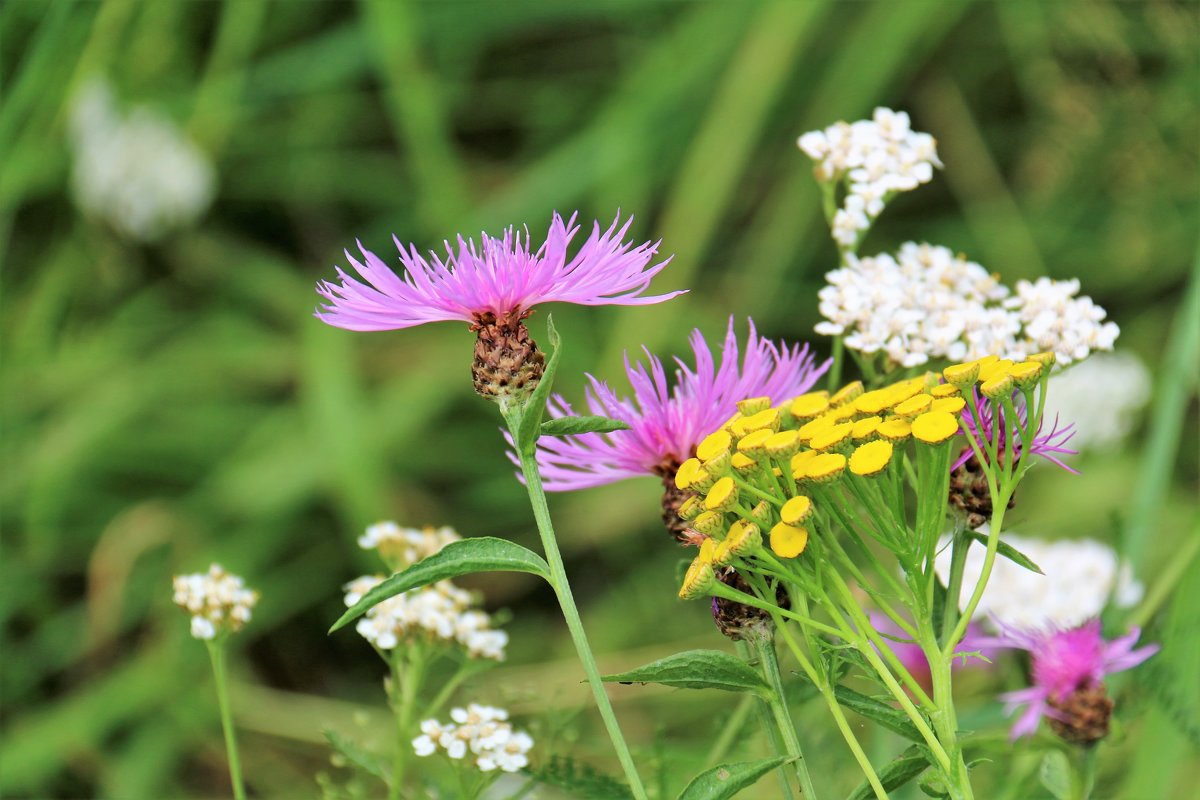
[[978, 619, 1158, 742], [529, 317, 827, 541], [172, 564, 258, 641], [412, 704, 533, 773]]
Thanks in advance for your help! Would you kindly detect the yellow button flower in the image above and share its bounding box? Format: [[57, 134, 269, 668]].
[[877, 418, 912, 441], [780, 495, 813, 525], [978, 358, 1015, 383], [1008, 361, 1042, 387], [1029, 351, 1056, 367], [854, 389, 896, 414], [737, 396, 772, 415], [931, 383, 960, 398], [790, 391, 831, 420], [885, 377, 926, 404], [675, 457, 704, 489], [731, 452, 756, 473], [912, 410, 959, 444], [810, 421, 854, 451], [797, 414, 836, 442], [691, 510, 725, 536], [851, 415, 882, 439], [698, 537, 718, 564], [943, 360, 980, 387], [736, 428, 773, 457], [850, 439, 893, 476], [830, 380, 864, 407], [802, 452, 847, 482], [770, 523, 809, 558], [696, 429, 732, 462], [765, 429, 802, 458], [705, 476, 738, 512], [789, 450, 817, 479], [723, 519, 762, 559], [677, 495, 702, 521], [893, 393, 933, 417], [980, 373, 1014, 399], [679, 557, 716, 599], [930, 396, 966, 414]]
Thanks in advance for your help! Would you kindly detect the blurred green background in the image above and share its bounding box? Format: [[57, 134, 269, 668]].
[[1, 1, 1197, 798]]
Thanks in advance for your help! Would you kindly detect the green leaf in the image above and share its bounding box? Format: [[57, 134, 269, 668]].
[[540, 415, 631, 437], [848, 745, 930, 800], [525, 755, 634, 800], [676, 756, 793, 800], [1038, 750, 1072, 800], [322, 729, 388, 782], [834, 685, 925, 742], [329, 537, 550, 633], [601, 650, 771, 696], [517, 314, 562, 454], [966, 531, 1044, 575]]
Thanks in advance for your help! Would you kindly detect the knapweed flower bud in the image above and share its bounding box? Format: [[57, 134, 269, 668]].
[[912, 410, 959, 445], [930, 396, 966, 414], [737, 396, 772, 415], [679, 557, 716, 599], [892, 393, 933, 418], [850, 439, 893, 476], [705, 476, 738, 513], [877, 418, 912, 442], [980, 373, 1015, 399], [943, 360, 980, 387], [765, 429, 802, 459], [830, 380, 864, 407], [711, 566, 787, 641], [1047, 683, 1115, 745], [790, 391, 830, 420], [769, 522, 809, 558], [471, 310, 545, 408], [173, 564, 259, 641], [780, 495, 813, 526]]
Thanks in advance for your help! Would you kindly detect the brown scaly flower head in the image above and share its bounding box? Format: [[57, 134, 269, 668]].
[[530, 318, 827, 542], [314, 212, 680, 412]]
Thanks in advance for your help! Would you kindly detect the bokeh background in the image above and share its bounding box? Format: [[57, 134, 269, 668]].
[[2, 1, 1197, 798]]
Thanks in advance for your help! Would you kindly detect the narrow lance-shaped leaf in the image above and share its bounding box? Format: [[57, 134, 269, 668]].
[[540, 415, 631, 437], [323, 730, 388, 782], [965, 530, 1044, 574], [834, 685, 925, 742], [330, 537, 550, 633], [517, 314, 562, 454], [676, 756, 794, 800], [847, 745, 930, 800], [601, 650, 771, 696]]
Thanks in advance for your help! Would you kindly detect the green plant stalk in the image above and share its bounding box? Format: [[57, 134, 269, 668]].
[[388, 645, 425, 800], [206, 640, 248, 800], [922, 628, 971, 800], [734, 641, 796, 800], [510, 433, 649, 800], [828, 335, 845, 391], [704, 691, 757, 765], [939, 527, 969, 646], [754, 634, 820, 800]]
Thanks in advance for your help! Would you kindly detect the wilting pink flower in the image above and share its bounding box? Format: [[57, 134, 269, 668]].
[[315, 212, 681, 331], [976, 618, 1158, 740], [529, 318, 829, 491], [869, 612, 991, 689], [954, 389, 1077, 473]]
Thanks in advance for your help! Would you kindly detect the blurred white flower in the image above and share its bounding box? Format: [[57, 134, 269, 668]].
[[1040, 353, 1151, 451], [412, 705, 533, 773], [172, 564, 258, 640], [935, 532, 1143, 631], [358, 521, 460, 569], [798, 107, 943, 250], [68, 78, 214, 242]]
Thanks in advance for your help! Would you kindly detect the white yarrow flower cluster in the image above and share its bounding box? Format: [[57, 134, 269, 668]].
[[412, 705, 533, 773], [1041, 353, 1151, 451], [358, 521, 460, 569], [935, 533, 1143, 631], [69, 79, 215, 242], [172, 564, 259, 640], [347, 577, 508, 659], [798, 107, 942, 248], [816, 243, 1119, 367]]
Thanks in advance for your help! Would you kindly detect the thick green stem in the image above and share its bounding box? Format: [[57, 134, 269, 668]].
[[206, 641, 247, 800], [940, 527, 969, 646], [388, 647, 424, 800], [735, 642, 796, 800], [510, 430, 648, 800], [921, 622, 972, 800], [754, 635, 820, 799]]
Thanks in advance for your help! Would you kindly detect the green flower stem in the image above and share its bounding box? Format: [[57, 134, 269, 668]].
[[510, 433, 648, 800], [754, 635, 819, 800], [388, 645, 425, 800], [733, 641, 797, 800], [205, 640, 247, 800], [424, 660, 472, 718], [828, 335, 845, 391], [939, 526, 969, 646], [704, 690, 757, 766], [922, 626, 972, 800], [946, 486, 1009, 651], [771, 616, 889, 800]]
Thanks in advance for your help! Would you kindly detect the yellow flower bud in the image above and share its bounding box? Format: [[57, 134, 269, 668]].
[[877, 418, 912, 442], [980, 373, 1015, 399], [1008, 361, 1042, 388], [780, 495, 813, 525], [769, 523, 809, 558], [736, 396, 772, 416], [765, 429, 802, 459], [802, 453, 847, 482], [724, 519, 762, 559], [678, 495, 703, 521], [1029, 351, 1057, 368], [830, 380, 864, 407], [885, 377, 926, 405], [943, 360, 980, 387], [797, 414, 836, 443], [675, 458, 704, 490], [789, 391, 830, 420], [705, 476, 738, 513], [912, 410, 959, 445], [749, 501, 773, 528], [809, 421, 854, 451], [699, 537, 718, 564], [679, 557, 716, 600], [854, 388, 896, 415], [851, 415, 882, 440], [930, 396, 966, 414], [731, 452, 757, 473], [978, 358, 1015, 384], [931, 383, 960, 398], [850, 439, 893, 476], [892, 393, 933, 418], [696, 429, 732, 462], [789, 450, 817, 480], [692, 510, 726, 536]]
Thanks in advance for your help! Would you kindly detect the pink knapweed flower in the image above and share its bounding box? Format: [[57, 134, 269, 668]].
[[977, 618, 1158, 741], [955, 389, 1078, 473], [532, 318, 828, 491], [314, 212, 679, 332], [869, 612, 991, 690]]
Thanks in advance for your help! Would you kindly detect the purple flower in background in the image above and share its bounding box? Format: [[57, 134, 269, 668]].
[[955, 390, 1078, 473], [976, 618, 1158, 742], [531, 317, 828, 491], [869, 612, 991, 689], [314, 212, 680, 332]]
